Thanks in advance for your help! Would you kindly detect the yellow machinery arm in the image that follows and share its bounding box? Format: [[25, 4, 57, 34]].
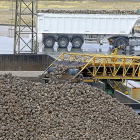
[[42, 52, 140, 95], [44, 52, 140, 81]]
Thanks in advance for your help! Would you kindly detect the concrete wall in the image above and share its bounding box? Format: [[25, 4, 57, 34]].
[[124, 103, 140, 109], [0, 54, 54, 71], [113, 90, 139, 103]]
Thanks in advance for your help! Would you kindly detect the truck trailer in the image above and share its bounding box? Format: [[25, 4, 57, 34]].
[[37, 12, 140, 48]]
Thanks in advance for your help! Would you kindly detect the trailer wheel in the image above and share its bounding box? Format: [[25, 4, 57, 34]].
[[72, 37, 83, 48], [58, 37, 69, 48], [115, 37, 127, 47], [44, 37, 55, 48]]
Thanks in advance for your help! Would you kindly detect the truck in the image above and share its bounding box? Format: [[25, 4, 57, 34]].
[[37, 12, 140, 48]]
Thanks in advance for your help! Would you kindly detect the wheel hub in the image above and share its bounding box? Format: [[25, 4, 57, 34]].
[[60, 40, 66, 46], [74, 40, 80, 46], [46, 40, 53, 46]]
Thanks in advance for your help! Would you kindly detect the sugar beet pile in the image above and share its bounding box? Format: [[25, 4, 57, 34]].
[[0, 73, 140, 140], [38, 9, 139, 15]]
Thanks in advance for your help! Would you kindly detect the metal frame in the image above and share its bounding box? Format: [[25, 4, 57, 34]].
[[9, 0, 15, 37], [107, 79, 129, 95], [13, 0, 38, 54], [43, 53, 140, 81]]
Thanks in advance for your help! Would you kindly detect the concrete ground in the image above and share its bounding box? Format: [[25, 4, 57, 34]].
[[0, 71, 44, 77], [0, 26, 10, 37]]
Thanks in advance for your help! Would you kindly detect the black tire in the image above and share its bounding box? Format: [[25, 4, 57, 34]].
[[58, 37, 69, 48], [44, 37, 55, 48], [78, 74, 83, 82], [72, 37, 83, 48], [115, 37, 127, 47]]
